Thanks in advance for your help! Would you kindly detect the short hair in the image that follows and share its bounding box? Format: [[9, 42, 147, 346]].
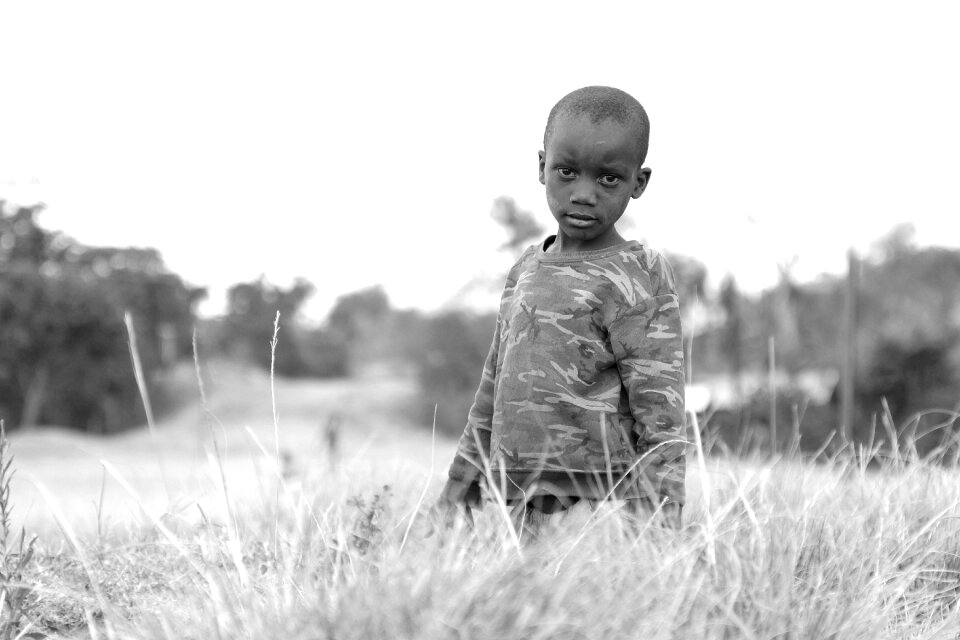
[[543, 86, 650, 164]]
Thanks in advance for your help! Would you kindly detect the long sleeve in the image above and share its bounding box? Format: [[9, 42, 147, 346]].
[[441, 317, 501, 506], [609, 292, 687, 506]]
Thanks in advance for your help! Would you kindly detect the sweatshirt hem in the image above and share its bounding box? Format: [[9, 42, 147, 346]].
[[488, 469, 671, 503]]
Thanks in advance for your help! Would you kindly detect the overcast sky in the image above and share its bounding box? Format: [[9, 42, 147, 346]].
[[2, 1, 958, 319]]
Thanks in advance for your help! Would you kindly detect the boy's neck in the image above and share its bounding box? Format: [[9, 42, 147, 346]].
[[546, 230, 628, 254]]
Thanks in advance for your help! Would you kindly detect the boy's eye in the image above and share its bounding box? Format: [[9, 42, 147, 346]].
[[599, 175, 622, 186], [557, 167, 576, 179]]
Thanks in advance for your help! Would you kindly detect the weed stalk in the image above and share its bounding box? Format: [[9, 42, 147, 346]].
[[0, 420, 38, 640], [124, 310, 172, 505]]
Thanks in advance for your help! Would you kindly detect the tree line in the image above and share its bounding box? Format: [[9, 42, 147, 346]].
[[2, 198, 957, 448], [0, 200, 203, 431]]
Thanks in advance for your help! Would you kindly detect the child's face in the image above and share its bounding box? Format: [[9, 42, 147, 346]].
[[539, 114, 650, 252]]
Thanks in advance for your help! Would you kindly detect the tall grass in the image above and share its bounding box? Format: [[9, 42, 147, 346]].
[[8, 320, 960, 638], [11, 416, 959, 639], [0, 421, 38, 640]]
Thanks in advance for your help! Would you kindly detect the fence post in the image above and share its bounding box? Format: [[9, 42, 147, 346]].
[[768, 336, 777, 453], [841, 249, 860, 444]]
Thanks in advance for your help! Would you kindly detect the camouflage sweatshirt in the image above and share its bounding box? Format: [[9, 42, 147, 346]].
[[445, 237, 687, 508]]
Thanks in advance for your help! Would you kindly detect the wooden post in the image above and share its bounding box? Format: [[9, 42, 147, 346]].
[[841, 250, 860, 443], [768, 336, 777, 453]]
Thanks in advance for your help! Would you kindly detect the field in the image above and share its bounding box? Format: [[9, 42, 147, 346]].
[[3, 363, 960, 639]]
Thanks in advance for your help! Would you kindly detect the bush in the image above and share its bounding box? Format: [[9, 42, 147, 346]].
[[407, 310, 496, 437], [0, 201, 204, 432], [702, 386, 838, 455], [857, 338, 960, 455]]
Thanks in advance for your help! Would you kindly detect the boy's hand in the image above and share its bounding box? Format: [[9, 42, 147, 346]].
[[430, 477, 480, 531], [433, 497, 459, 528], [426, 497, 473, 534]]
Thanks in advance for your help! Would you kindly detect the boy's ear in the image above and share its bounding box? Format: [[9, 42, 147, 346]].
[[632, 167, 652, 199], [538, 150, 546, 185]]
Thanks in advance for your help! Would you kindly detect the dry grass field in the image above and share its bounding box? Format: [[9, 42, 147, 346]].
[[2, 362, 960, 639]]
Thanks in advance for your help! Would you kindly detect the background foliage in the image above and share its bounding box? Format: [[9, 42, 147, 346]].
[[0, 201, 204, 432], [1, 198, 957, 446]]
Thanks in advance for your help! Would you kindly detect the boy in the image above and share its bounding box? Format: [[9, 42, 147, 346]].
[[438, 86, 686, 534]]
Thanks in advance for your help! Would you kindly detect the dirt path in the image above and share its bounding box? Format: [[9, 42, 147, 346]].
[[7, 363, 458, 540]]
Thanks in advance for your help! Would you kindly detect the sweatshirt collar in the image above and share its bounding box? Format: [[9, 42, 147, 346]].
[[536, 235, 641, 262]]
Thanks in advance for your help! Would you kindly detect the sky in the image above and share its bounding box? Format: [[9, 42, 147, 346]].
[[2, 1, 959, 320]]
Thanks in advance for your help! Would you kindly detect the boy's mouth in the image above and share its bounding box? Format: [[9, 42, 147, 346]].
[[565, 213, 597, 228]]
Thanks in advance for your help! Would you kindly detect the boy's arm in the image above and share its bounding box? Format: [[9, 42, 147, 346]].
[[609, 292, 687, 507], [439, 320, 501, 508]]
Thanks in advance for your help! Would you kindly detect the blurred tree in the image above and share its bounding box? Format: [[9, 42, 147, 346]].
[[870, 222, 917, 263], [0, 201, 53, 265], [701, 229, 960, 450], [217, 277, 314, 375], [856, 338, 960, 453], [663, 252, 711, 380], [1, 273, 132, 430], [491, 197, 545, 254], [850, 235, 960, 437], [769, 263, 801, 375], [295, 325, 350, 378], [448, 197, 546, 309], [0, 200, 204, 432], [67, 246, 206, 367], [406, 309, 497, 435], [665, 252, 708, 309], [207, 283, 400, 379], [326, 285, 390, 343], [858, 243, 960, 348], [324, 285, 392, 374]]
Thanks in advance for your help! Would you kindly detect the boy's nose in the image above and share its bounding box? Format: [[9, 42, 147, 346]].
[[569, 180, 598, 206]]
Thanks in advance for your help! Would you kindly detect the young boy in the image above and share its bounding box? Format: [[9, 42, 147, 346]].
[[438, 86, 686, 534]]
